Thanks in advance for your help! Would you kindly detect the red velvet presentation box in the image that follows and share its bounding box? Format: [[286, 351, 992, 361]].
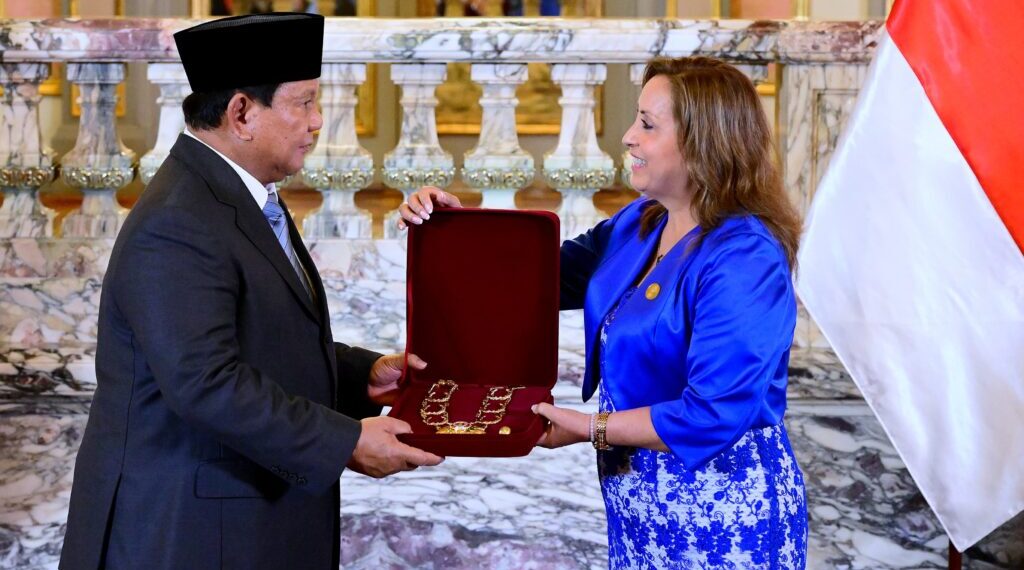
[[389, 208, 560, 457]]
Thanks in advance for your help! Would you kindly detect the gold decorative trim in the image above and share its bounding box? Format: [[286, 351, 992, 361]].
[[382, 167, 456, 189], [353, 0, 376, 136], [40, 63, 62, 96], [794, 0, 810, 20], [356, 63, 376, 136], [61, 165, 134, 190], [190, 0, 209, 16], [462, 166, 534, 189], [543, 167, 617, 190], [0, 166, 55, 189], [69, 1, 129, 17], [436, 63, 604, 136], [301, 167, 373, 190]]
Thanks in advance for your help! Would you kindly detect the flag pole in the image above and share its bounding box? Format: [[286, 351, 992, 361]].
[[948, 539, 961, 569]]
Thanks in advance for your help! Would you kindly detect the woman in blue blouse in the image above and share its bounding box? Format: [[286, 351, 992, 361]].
[[400, 57, 808, 569]]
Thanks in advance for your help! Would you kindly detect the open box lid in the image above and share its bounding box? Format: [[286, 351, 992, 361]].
[[404, 208, 560, 389]]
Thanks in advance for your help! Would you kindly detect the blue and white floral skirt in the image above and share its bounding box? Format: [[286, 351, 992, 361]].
[[597, 388, 808, 569]]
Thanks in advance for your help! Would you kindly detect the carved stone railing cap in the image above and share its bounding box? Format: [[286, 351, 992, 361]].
[[0, 18, 881, 64], [775, 21, 882, 63]]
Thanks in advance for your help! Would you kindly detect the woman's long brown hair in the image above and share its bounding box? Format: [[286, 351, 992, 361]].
[[638, 57, 801, 271]]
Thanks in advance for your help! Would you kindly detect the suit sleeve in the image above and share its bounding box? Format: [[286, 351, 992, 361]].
[[649, 233, 796, 470], [560, 217, 615, 310], [333, 342, 383, 419], [114, 207, 360, 493]]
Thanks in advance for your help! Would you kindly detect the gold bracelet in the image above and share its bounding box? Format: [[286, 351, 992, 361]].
[[593, 412, 611, 450]]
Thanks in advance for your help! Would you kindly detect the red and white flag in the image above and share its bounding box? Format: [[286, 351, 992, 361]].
[[797, 0, 1024, 551]]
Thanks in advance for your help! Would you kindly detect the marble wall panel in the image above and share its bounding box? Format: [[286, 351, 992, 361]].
[[0, 278, 101, 349], [0, 347, 94, 398], [780, 63, 869, 351], [0, 239, 112, 279]]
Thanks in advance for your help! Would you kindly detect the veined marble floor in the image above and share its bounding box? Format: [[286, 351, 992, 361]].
[[2, 353, 1022, 569], [4, 389, 607, 570]]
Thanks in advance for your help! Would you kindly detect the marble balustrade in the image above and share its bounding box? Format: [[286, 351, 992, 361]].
[[0, 17, 1020, 570]]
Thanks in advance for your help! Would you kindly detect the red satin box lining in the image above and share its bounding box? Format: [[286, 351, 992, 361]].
[[389, 208, 560, 457]]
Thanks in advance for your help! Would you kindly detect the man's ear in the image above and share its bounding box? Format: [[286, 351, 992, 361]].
[[224, 92, 257, 142]]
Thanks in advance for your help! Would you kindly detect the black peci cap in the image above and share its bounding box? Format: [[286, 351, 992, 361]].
[[174, 13, 324, 93]]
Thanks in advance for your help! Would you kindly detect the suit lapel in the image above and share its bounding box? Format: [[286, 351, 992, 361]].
[[280, 196, 338, 404], [169, 135, 321, 324], [280, 195, 332, 329]]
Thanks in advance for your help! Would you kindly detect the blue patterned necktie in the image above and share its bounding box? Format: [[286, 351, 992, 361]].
[[262, 191, 313, 301]]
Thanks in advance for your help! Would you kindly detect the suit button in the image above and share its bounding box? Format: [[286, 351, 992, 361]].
[[298, 477, 307, 486], [271, 465, 281, 474]]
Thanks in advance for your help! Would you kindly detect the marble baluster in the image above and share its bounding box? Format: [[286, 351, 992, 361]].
[[542, 64, 615, 240], [382, 64, 454, 239], [462, 64, 533, 209], [138, 63, 189, 185], [60, 63, 134, 238], [301, 63, 373, 239], [0, 63, 56, 238]]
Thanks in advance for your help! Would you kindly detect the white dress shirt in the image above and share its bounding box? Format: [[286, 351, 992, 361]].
[[183, 128, 275, 208]]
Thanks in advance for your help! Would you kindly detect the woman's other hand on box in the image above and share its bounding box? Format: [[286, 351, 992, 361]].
[[398, 186, 462, 229], [533, 403, 590, 449]]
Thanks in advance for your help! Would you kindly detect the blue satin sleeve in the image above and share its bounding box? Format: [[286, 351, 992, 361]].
[[649, 232, 795, 470]]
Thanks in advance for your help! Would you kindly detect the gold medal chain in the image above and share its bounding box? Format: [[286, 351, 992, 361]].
[[419, 379, 524, 435]]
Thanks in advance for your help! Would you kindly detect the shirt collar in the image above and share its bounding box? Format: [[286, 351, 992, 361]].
[[184, 129, 275, 208]]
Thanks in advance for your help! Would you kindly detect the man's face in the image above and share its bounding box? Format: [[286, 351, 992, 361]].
[[249, 79, 322, 183]]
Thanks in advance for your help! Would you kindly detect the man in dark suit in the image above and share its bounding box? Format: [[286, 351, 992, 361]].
[[59, 13, 442, 570]]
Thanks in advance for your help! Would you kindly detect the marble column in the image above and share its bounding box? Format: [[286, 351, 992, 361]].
[[382, 64, 454, 239], [779, 63, 869, 350], [542, 64, 615, 240], [138, 63, 189, 185], [60, 63, 134, 238], [0, 63, 56, 238], [301, 63, 373, 239], [462, 64, 533, 209]]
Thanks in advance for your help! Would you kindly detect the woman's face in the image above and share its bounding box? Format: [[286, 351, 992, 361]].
[[622, 74, 690, 205]]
